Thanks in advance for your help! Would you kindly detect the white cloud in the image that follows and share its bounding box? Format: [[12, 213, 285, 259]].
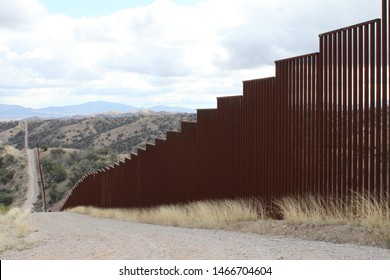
[[0, 0, 382, 109], [0, 0, 47, 29]]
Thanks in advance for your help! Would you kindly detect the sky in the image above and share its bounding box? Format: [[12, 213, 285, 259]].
[[0, 0, 382, 109]]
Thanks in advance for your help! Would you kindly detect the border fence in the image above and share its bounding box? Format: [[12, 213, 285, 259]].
[[61, 0, 390, 211]]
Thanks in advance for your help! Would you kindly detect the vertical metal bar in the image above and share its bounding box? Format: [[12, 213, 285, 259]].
[[299, 57, 304, 196], [347, 28, 353, 204], [263, 85, 268, 201], [307, 55, 312, 194], [364, 23, 370, 197], [313, 54, 318, 195], [370, 22, 376, 198], [387, 0, 390, 205], [338, 30, 343, 201], [322, 36, 329, 197], [275, 65, 281, 199], [268, 81, 274, 203], [358, 25, 364, 198], [319, 36, 325, 198], [253, 81, 258, 199], [353, 27, 359, 199], [283, 61, 290, 197], [327, 33, 332, 199], [288, 61, 293, 197], [241, 86, 247, 198], [264, 83, 269, 200], [332, 32, 338, 199], [275, 68, 281, 201], [376, 19, 382, 199], [326, 34, 331, 199], [291, 59, 296, 196], [382, 0, 390, 199], [283, 62, 288, 197], [296, 58, 300, 197], [302, 57, 310, 194], [342, 29, 348, 202], [280, 70, 284, 200]]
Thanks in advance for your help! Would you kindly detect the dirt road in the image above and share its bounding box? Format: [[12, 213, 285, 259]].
[[1, 212, 390, 260], [21, 121, 40, 211], [21, 149, 40, 211]]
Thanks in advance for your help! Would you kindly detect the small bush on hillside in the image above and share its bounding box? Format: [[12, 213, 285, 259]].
[[0, 155, 16, 169], [48, 184, 63, 204], [41, 159, 67, 183], [0, 169, 15, 185], [0, 189, 14, 206], [8, 130, 25, 150], [50, 148, 66, 159]]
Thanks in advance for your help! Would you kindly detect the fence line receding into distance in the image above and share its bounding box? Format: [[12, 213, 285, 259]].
[[61, 0, 390, 211]]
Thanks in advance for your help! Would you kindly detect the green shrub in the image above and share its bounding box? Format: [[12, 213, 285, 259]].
[[0, 169, 15, 185], [52, 166, 67, 183], [48, 184, 63, 204], [42, 159, 67, 183], [4, 154, 16, 165], [50, 148, 66, 159], [8, 130, 25, 150], [0, 190, 14, 206], [0, 204, 10, 213]]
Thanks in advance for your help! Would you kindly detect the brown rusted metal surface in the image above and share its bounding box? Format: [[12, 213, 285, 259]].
[[60, 1, 390, 211], [319, 18, 383, 205], [383, 0, 388, 202], [275, 53, 319, 200]]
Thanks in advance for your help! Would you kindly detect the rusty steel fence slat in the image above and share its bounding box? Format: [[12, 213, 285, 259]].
[[60, 0, 390, 211]]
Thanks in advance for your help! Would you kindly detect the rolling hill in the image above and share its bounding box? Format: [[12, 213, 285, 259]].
[[0, 112, 197, 210]]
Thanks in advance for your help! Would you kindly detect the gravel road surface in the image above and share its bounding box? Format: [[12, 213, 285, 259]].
[[21, 120, 40, 211], [21, 149, 40, 211], [1, 212, 390, 260]]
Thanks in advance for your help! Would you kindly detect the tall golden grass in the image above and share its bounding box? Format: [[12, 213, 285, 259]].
[[68, 195, 390, 246], [276, 194, 390, 226], [0, 208, 31, 253], [276, 194, 390, 245], [68, 199, 266, 230]]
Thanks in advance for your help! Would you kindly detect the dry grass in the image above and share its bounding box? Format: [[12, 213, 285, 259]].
[[276, 194, 390, 225], [276, 194, 390, 246], [0, 208, 32, 253], [68, 199, 266, 230], [68, 195, 390, 247]]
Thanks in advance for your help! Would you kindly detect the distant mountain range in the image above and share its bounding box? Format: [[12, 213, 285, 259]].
[[0, 101, 196, 120]]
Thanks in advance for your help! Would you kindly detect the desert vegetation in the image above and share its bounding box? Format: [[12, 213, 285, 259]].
[[0, 121, 19, 132], [7, 131, 25, 151], [25, 113, 196, 153], [276, 194, 390, 227], [0, 113, 196, 210], [276, 194, 390, 245], [0, 208, 31, 253], [69, 199, 264, 230], [39, 147, 120, 210], [0, 144, 27, 209], [69, 195, 390, 248]]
